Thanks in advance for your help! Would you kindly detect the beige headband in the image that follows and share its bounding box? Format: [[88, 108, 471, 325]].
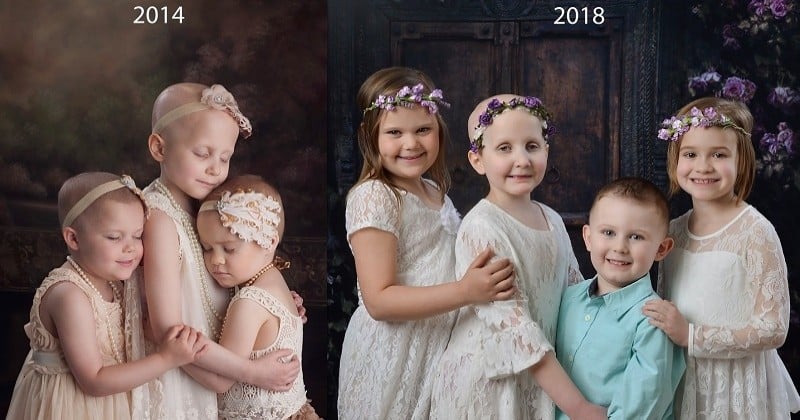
[[62, 175, 147, 228], [199, 190, 282, 252], [152, 84, 252, 138]]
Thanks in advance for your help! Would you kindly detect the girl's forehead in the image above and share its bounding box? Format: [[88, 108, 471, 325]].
[[680, 126, 738, 148], [379, 105, 437, 126]]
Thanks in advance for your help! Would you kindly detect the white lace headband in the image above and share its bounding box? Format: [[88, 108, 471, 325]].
[[152, 84, 253, 138], [62, 175, 148, 228], [199, 190, 282, 251]]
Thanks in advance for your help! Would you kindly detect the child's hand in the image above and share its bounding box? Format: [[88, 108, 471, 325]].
[[290, 290, 308, 324], [252, 348, 301, 392], [572, 402, 607, 420], [460, 248, 516, 304], [159, 325, 208, 366], [643, 299, 689, 347]]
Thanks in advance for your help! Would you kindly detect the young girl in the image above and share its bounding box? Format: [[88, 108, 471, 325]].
[[195, 175, 320, 419], [338, 67, 517, 419], [430, 95, 606, 420], [643, 97, 800, 419], [7, 172, 207, 420], [140, 82, 302, 418]]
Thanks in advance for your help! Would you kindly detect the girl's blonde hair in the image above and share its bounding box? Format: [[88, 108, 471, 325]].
[[355, 67, 451, 200], [666, 97, 755, 203]]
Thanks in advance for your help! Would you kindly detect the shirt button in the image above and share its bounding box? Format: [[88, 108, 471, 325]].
[[584, 314, 591, 321]]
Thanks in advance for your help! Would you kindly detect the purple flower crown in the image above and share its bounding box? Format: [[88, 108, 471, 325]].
[[657, 106, 750, 142], [471, 96, 554, 152], [362, 83, 450, 115]]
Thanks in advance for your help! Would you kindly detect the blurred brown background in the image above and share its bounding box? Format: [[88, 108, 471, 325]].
[[0, 0, 327, 417]]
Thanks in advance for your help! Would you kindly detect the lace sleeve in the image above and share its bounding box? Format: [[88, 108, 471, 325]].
[[456, 220, 552, 380], [690, 219, 790, 358], [345, 180, 400, 239], [566, 250, 583, 286]]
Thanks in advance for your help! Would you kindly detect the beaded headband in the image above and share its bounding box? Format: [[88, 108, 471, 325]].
[[657, 106, 750, 142], [152, 84, 253, 138], [362, 83, 450, 115], [62, 175, 148, 228], [471, 96, 554, 152], [199, 190, 282, 252]]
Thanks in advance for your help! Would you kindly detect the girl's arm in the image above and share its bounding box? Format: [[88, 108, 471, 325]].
[[143, 210, 186, 342], [529, 352, 607, 420], [646, 219, 789, 358], [351, 228, 515, 321], [50, 283, 205, 396]]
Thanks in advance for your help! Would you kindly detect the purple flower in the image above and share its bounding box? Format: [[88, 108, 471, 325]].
[[777, 126, 795, 155], [761, 133, 779, 154], [688, 71, 722, 96], [411, 84, 424, 94], [430, 89, 443, 100], [722, 76, 756, 102], [768, 86, 799, 113], [658, 128, 671, 140], [478, 112, 493, 126], [769, 0, 788, 17], [524, 96, 543, 107], [487, 99, 503, 111], [396, 86, 411, 97], [722, 24, 741, 49], [748, 0, 767, 16]]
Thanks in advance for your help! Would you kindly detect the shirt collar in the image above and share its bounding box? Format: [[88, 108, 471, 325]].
[[585, 273, 655, 319]]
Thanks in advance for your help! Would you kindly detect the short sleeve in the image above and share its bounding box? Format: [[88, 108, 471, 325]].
[[456, 215, 553, 379], [345, 180, 400, 239]]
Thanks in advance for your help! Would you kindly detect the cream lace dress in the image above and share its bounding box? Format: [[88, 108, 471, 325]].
[[431, 199, 583, 420], [659, 205, 800, 419], [132, 181, 230, 420], [338, 179, 461, 420], [218, 286, 308, 419], [7, 266, 131, 420]]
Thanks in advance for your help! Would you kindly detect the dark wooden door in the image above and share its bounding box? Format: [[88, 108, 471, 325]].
[[329, 0, 673, 276]]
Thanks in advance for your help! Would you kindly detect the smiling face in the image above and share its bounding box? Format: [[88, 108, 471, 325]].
[[468, 109, 548, 204], [157, 109, 239, 200], [376, 105, 440, 191], [196, 210, 271, 288], [69, 199, 145, 282], [675, 126, 739, 205], [583, 195, 673, 293]]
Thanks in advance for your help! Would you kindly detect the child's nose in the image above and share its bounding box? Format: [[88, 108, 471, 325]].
[[207, 160, 222, 176]]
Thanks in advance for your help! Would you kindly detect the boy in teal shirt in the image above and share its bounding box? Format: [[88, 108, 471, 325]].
[[556, 177, 685, 419]]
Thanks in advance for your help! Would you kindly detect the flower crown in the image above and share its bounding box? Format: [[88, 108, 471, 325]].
[[362, 83, 450, 115], [199, 189, 282, 252], [657, 106, 750, 142], [471, 97, 554, 152]]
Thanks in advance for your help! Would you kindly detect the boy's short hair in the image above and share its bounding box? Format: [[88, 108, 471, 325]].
[[590, 177, 670, 233]]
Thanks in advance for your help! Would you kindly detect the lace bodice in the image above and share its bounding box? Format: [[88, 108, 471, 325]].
[[26, 266, 124, 369], [219, 286, 307, 419], [659, 206, 788, 358], [431, 200, 582, 420], [338, 179, 458, 420], [658, 205, 800, 418]]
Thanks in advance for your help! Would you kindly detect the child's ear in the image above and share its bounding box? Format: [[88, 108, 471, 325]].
[[581, 224, 592, 252], [654, 236, 675, 261], [467, 150, 486, 175], [62, 227, 80, 252], [148, 133, 167, 162]]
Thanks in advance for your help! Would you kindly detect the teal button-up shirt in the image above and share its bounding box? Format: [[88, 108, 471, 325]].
[[555, 274, 685, 420]]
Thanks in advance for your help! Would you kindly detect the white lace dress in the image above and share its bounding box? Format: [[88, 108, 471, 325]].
[[431, 200, 583, 420], [659, 205, 800, 419], [131, 181, 230, 420], [338, 179, 460, 420], [219, 286, 308, 419]]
